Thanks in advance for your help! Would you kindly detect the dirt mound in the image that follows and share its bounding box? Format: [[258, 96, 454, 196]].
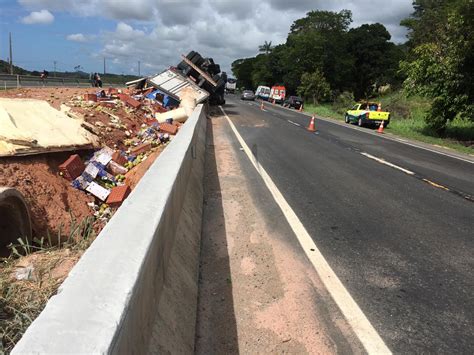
[[0, 152, 94, 237]]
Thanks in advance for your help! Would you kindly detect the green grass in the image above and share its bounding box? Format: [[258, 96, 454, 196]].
[[304, 103, 341, 120], [0, 216, 97, 352], [303, 92, 474, 155]]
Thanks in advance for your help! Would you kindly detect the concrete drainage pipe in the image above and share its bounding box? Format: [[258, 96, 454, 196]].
[[0, 187, 32, 253]]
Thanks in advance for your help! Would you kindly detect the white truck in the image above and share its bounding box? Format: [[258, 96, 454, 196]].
[[225, 78, 237, 93]]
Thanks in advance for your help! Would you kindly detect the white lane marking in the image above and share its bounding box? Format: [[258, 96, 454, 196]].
[[269, 103, 474, 165], [288, 120, 301, 127], [361, 153, 415, 175], [219, 106, 391, 355]]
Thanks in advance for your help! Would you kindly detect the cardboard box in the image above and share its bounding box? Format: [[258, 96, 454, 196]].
[[59, 154, 84, 181], [118, 94, 141, 109], [131, 142, 152, 156], [106, 185, 131, 206], [112, 151, 128, 166], [84, 93, 97, 102], [159, 122, 178, 135], [86, 181, 111, 201]]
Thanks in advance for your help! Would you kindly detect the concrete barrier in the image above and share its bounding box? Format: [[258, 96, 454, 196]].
[[13, 104, 207, 354]]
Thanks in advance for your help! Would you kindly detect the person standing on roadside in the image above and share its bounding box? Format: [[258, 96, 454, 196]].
[[95, 73, 103, 88]]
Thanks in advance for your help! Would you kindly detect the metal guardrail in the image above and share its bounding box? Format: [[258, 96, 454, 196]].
[[0, 74, 124, 89]]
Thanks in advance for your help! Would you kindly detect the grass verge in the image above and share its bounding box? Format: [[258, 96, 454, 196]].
[[303, 92, 474, 155], [0, 216, 97, 353]]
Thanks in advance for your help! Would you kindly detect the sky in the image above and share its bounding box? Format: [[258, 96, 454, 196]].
[[0, 0, 413, 77]]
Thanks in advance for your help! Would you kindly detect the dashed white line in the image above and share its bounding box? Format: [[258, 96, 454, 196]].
[[288, 120, 301, 127], [360, 152, 415, 175], [219, 106, 391, 355], [268, 102, 474, 165]]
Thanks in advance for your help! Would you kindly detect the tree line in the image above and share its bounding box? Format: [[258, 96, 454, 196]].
[[232, 0, 473, 131]]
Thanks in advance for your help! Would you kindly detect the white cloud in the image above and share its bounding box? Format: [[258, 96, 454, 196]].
[[20, 9, 54, 25], [17, 0, 414, 74], [66, 33, 88, 42]]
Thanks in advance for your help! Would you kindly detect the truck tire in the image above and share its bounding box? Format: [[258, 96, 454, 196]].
[[190, 53, 204, 67]]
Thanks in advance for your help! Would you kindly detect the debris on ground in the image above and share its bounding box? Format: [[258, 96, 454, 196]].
[[0, 50, 227, 351], [0, 98, 98, 157], [0, 50, 225, 242]]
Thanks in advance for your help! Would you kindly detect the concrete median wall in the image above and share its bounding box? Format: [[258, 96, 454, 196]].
[[12, 104, 207, 354]]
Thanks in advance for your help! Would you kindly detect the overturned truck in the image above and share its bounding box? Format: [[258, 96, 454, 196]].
[[127, 51, 227, 106]]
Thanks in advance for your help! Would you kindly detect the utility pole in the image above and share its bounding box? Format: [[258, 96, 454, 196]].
[[9, 32, 13, 75], [103, 57, 106, 75], [138, 60, 141, 76], [53, 60, 57, 77]]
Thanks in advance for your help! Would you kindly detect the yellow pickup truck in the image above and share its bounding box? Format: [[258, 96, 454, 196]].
[[344, 102, 390, 128]]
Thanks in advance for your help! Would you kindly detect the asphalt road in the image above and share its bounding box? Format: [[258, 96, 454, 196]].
[[221, 95, 474, 353]]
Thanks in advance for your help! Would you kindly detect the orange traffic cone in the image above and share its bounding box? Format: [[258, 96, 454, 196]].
[[307, 115, 316, 132], [273, 99, 276, 105], [377, 103, 382, 112], [298, 104, 303, 112], [378, 121, 384, 133], [260, 101, 264, 110]]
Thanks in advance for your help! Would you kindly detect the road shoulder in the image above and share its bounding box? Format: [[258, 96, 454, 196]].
[[194, 109, 364, 354]]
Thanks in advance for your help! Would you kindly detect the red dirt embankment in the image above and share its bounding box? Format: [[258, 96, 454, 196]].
[[0, 87, 166, 238], [0, 152, 93, 237]]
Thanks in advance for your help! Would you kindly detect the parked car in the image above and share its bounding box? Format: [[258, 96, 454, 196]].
[[283, 96, 304, 109], [344, 102, 390, 127], [255, 85, 271, 100], [241, 90, 255, 101]]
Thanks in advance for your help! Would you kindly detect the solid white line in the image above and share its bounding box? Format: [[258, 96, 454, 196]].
[[361, 152, 415, 175], [219, 106, 391, 355], [288, 120, 301, 127]]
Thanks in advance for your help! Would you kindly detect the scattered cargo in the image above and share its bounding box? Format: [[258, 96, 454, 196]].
[[0, 50, 221, 241], [58, 154, 85, 181]]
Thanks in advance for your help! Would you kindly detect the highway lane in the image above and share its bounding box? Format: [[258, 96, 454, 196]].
[[221, 96, 474, 353]]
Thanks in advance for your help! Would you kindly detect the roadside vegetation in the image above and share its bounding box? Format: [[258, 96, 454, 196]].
[[304, 92, 474, 154], [232, 0, 474, 153], [0, 216, 97, 353]]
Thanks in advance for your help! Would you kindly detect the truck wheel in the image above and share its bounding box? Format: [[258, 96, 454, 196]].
[[358, 117, 364, 127], [345, 114, 350, 123]]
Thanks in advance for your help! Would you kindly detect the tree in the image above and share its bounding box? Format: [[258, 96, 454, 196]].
[[258, 41, 273, 54], [251, 54, 273, 88], [400, 0, 453, 49], [346, 23, 404, 99], [297, 70, 331, 104], [232, 57, 257, 89], [290, 9, 352, 34], [287, 10, 353, 92], [401, 0, 474, 131]]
